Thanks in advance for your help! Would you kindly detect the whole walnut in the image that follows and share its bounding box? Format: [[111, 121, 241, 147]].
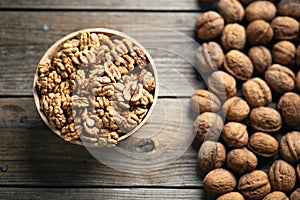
[[224, 50, 253, 80], [269, 159, 296, 192], [217, 192, 244, 200], [290, 188, 300, 200], [196, 42, 224, 73], [193, 112, 224, 142], [221, 23, 246, 51], [195, 11, 225, 40], [203, 168, 236, 195], [198, 141, 226, 172], [248, 132, 278, 157], [222, 122, 248, 148], [296, 45, 300, 67], [208, 71, 237, 100], [280, 131, 300, 163], [272, 41, 296, 65], [222, 96, 250, 121], [249, 107, 282, 133], [265, 64, 295, 93], [278, 92, 300, 127], [247, 20, 273, 45], [245, 1, 276, 22], [263, 191, 289, 200], [278, 0, 300, 19], [271, 16, 299, 40], [242, 78, 272, 107], [217, 0, 245, 23], [227, 147, 257, 174], [190, 90, 221, 114], [248, 46, 272, 73], [238, 170, 271, 200]]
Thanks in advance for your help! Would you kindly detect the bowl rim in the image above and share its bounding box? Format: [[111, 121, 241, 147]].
[[33, 28, 159, 146]]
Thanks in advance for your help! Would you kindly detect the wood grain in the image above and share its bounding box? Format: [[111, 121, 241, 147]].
[[0, 97, 204, 187], [0, 12, 206, 97], [0, 0, 215, 11], [0, 188, 214, 200]]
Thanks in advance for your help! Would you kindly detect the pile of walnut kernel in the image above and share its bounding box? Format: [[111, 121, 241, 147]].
[[191, 0, 300, 199], [36, 31, 156, 146]]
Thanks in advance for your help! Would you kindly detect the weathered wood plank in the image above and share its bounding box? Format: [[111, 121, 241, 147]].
[[0, 97, 203, 187], [0, 12, 205, 96], [0, 188, 214, 200], [0, 0, 214, 11]]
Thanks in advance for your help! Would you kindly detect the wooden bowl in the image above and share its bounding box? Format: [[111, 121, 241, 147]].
[[33, 28, 158, 146]]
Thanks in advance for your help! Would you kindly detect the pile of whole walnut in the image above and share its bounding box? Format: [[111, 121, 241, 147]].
[[191, 0, 300, 199], [35, 31, 156, 147]]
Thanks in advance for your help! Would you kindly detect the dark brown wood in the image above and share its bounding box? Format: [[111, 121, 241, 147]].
[[0, 12, 205, 97], [0, 98, 203, 187], [0, 188, 214, 200], [0, 0, 214, 11]]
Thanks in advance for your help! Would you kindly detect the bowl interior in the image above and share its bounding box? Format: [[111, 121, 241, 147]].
[[33, 28, 158, 146]]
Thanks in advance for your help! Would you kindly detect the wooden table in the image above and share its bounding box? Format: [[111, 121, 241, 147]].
[[0, 1, 214, 199]]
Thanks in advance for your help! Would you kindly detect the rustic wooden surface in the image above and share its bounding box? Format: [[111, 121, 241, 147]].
[[0, 1, 215, 199]]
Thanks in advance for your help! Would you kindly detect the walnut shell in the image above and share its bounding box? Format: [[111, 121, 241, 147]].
[[248, 46, 272, 73], [195, 11, 225, 40], [278, 92, 300, 127], [265, 64, 295, 93], [297, 164, 300, 181], [208, 71, 237, 100], [227, 147, 257, 174], [280, 131, 300, 163], [290, 188, 300, 200], [271, 16, 299, 40], [272, 41, 296, 65], [217, 192, 245, 200], [263, 191, 289, 200], [224, 50, 253, 80], [297, 71, 300, 90], [222, 96, 250, 121], [238, 170, 271, 200], [198, 141, 226, 172], [217, 0, 245, 23], [203, 168, 236, 195], [196, 42, 224, 73], [269, 159, 296, 192], [248, 132, 278, 157], [247, 20, 273, 45], [278, 0, 300, 19], [222, 122, 248, 148], [242, 78, 272, 107], [221, 23, 246, 51], [249, 107, 282, 133], [245, 1, 276, 22], [190, 90, 221, 114], [296, 45, 300, 67], [193, 112, 224, 142]]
